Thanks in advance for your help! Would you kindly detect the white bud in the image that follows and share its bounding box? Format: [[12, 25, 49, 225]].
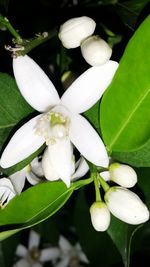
[[81, 35, 112, 66], [58, 16, 96, 49], [109, 163, 137, 188], [90, 201, 111, 231], [105, 186, 150, 225], [100, 171, 110, 182]]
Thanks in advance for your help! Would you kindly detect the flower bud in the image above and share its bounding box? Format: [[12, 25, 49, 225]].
[[58, 16, 96, 49], [105, 186, 149, 225], [90, 201, 111, 231], [109, 163, 137, 188], [81, 35, 112, 66], [100, 171, 110, 182]]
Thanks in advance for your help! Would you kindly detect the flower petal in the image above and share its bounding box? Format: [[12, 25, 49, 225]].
[[72, 157, 89, 180], [40, 248, 60, 262], [42, 148, 60, 181], [55, 258, 69, 267], [30, 157, 44, 177], [61, 60, 118, 113], [16, 244, 27, 257], [14, 258, 30, 267], [26, 172, 41, 185], [47, 138, 73, 187], [59, 235, 72, 253], [13, 55, 60, 112], [69, 114, 109, 167], [28, 230, 40, 249], [0, 115, 45, 168], [10, 169, 26, 194]]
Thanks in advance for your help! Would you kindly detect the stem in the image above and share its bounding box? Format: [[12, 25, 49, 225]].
[[0, 15, 22, 43], [93, 172, 101, 201], [98, 174, 110, 193], [15, 29, 57, 56]]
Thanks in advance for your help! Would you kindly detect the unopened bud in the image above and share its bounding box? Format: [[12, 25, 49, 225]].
[[90, 201, 111, 231], [105, 186, 149, 225], [81, 35, 112, 66], [58, 16, 96, 49], [109, 163, 137, 188]]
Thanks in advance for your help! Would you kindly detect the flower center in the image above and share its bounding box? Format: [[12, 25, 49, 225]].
[[35, 109, 70, 145], [29, 247, 41, 262]]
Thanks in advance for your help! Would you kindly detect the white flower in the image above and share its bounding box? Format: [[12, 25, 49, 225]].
[[10, 157, 43, 194], [58, 16, 96, 49], [55, 235, 89, 267], [0, 55, 118, 186], [109, 163, 137, 188], [90, 201, 111, 231], [14, 230, 60, 267], [0, 178, 16, 208], [42, 147, 89, 186], [105, 186, 150, 225], [81, 35, 112, 66]]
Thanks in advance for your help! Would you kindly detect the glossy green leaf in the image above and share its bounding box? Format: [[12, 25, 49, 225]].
[[100, 16, 150, 154], [108, 216, 141, 267], [112, 138, 150, 167], [0, 181, 74, 240], [0, 73, 33, 149], [84, 101, 100, 134]]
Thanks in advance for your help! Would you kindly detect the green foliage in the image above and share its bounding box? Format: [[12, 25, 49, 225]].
[[0, 181, 74, 240], [0, 73, 33, 149], [100, 16, 150, 166]]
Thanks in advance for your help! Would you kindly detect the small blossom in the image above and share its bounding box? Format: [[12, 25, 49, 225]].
[[105, 186, 150, 225], [0, 178, 16, 208], [90, 201, 111, 231], [14, 230, 60, 267], [109, 163, 137, 188], [0, 55, 118, 186], [58, 16, 96, 49], [81, 35, 112, 66], [56, 235, 89, 267]]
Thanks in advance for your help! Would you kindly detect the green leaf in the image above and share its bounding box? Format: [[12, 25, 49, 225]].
[[84, 101, 100, 133], [100, 16, 150, 155], [107, 216, 141, 267], [112, 138, 150, 167], [0, 181, 74, 240], [0, 73, 33, 149], [115, 0, 149, 30], [74, 189, 122, 267]]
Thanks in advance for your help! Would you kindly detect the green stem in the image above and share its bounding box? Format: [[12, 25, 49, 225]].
[[93, 172, 101, 201], [98, 174, 110, 193], [0, 15, 22, 43], [15, 29, 57, 56]]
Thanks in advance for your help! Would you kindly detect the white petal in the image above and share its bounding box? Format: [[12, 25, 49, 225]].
[[72, 157, 89, 180], [26, 172, 41, 185], [13, 55, 60, 112], [55, 258, 69, 267], [32, 263, 42, 267], [90, 201, 111, 231], [105, 187, 150, 225], [47, 138, 73, 187], [61, 60, 118, 113], [69, 114, 109, 167], [28, 230, 40, 249], [0, 178, 15, 191], [0, 115, 45, 168], [14, 258, 30, 267], [16, 244, 27, 257], [100, 171, 110, 182], [40, 248, 60, 262], [75, 243, 89, 263], [30, 157, 44, 177], [59, 236, 72, 253], [10, 169, 26, 194], [42, 148, 60, 181]]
